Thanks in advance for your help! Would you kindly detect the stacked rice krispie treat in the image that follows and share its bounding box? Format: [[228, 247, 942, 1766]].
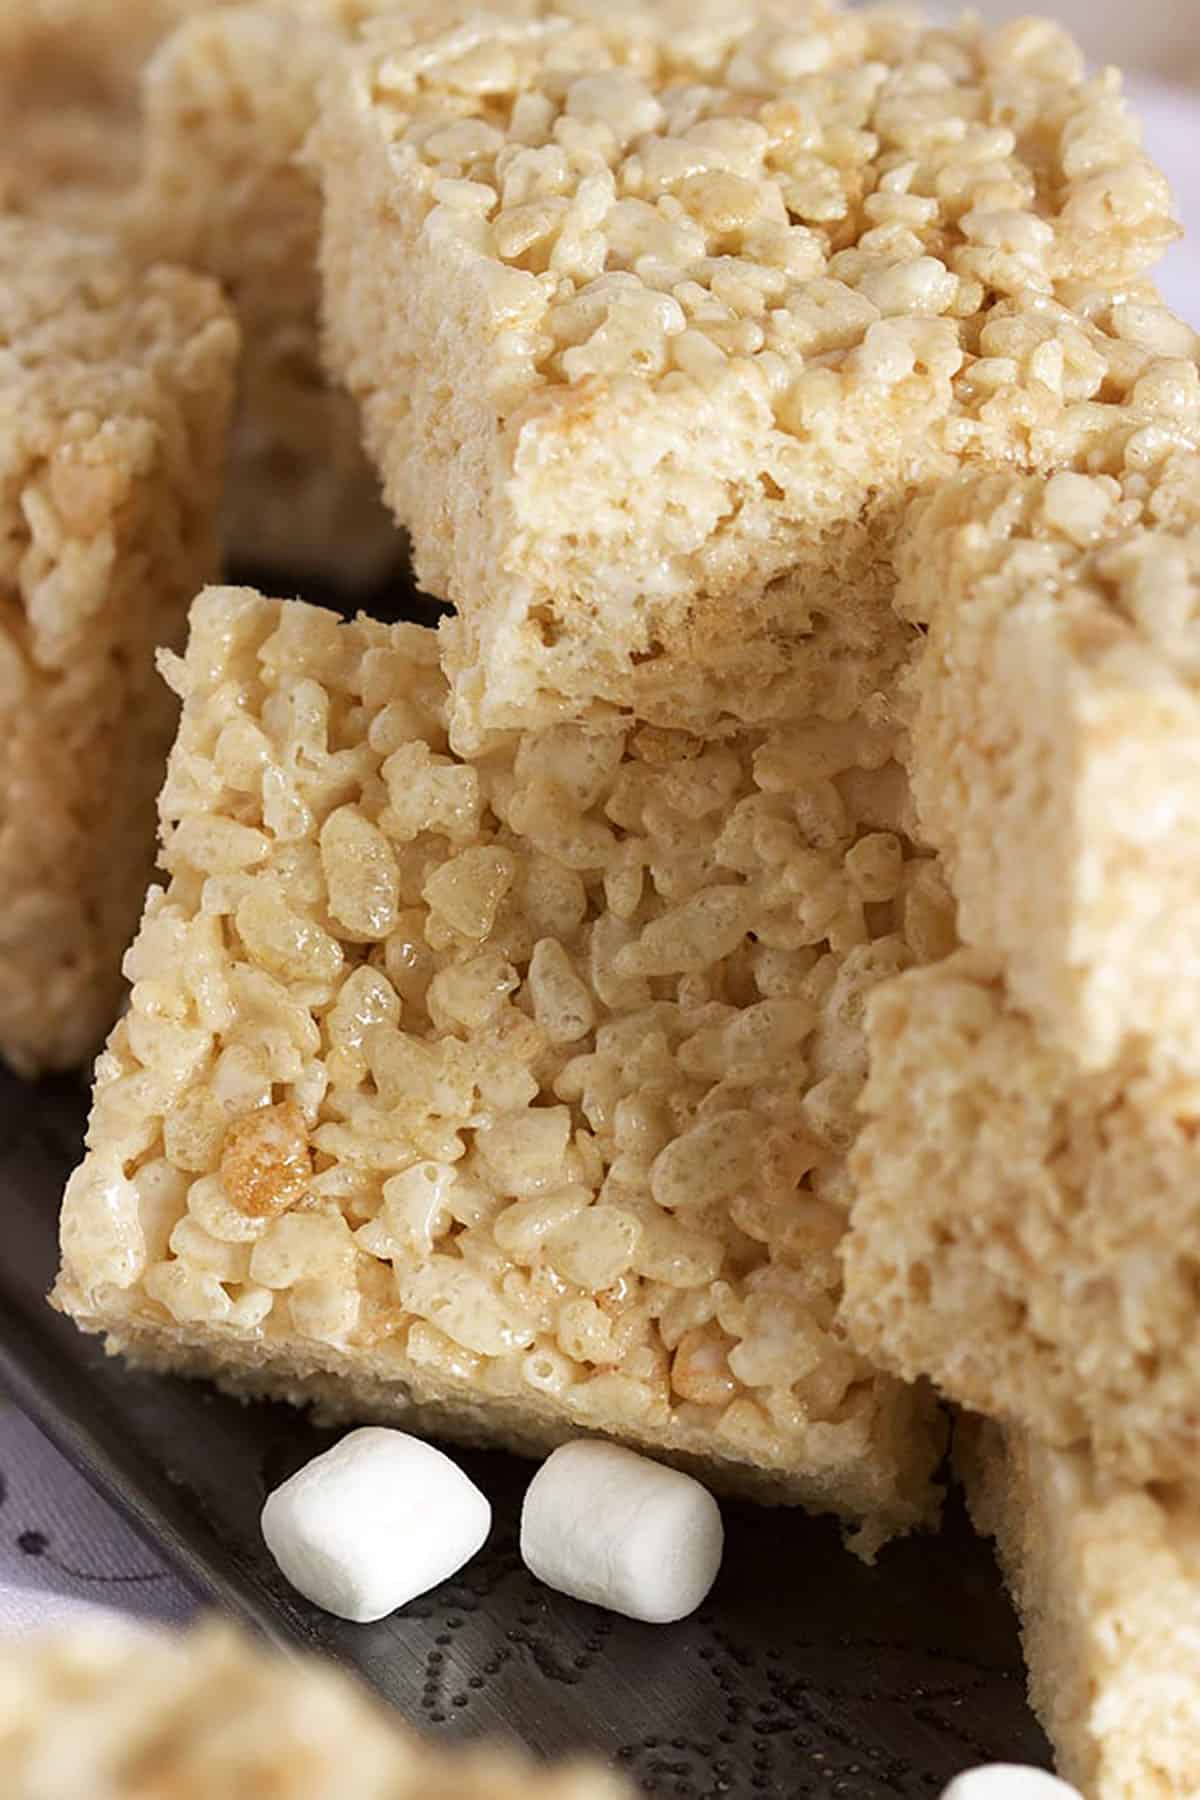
[[836, 222, 1200, 1800], [27, 0, 1200, 1792], [960, 1422, 1200, 1800], [314, 1, 1179, 744], [0, 1618, 629, 1798], [844, 944, 1200, 1488], [842, 445, 1200, 1477], [312, 3, 1200, 1787], [896, 442, 1200, 1076], [56, 583, 952, 1553], [0, 217, 237, 1075]]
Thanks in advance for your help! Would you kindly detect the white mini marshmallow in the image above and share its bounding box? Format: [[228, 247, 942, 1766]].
[[261, 1426, 491, 1622], [520, 1439, 724, 1624], [940, 1767, 1083, 1800]]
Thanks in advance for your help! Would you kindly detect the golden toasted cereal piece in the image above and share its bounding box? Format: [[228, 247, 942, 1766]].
[[55, 584, 952, 1555], [0, 1617, 631, 1799], [961, 1419, 1200, 1800], [0, 218, 237, 1075], [313, 2, 1185, 742]]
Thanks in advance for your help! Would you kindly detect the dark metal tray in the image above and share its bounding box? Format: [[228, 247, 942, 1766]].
[[0, 1065, 1052, 1797]]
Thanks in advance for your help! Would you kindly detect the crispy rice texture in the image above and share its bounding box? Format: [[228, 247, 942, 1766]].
[[0, 0, 215, 227], [842, 947, 1200, 1487], [131, 0, 398, 582], [0, 219, 237, 1076], [961, 1420, 1200, 1800], [0, 1618, 630, 1799], [54, 584, 951, 1554], [897, 439, 1200, 1078], [313, 0, 1185, 743]]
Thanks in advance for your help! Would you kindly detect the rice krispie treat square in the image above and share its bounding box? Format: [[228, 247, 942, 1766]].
[[1, 1619, 629, 1798], [841, 948, 1200, 1487], [0, 219, 238, 1075], [898, 440, 1200, 1077], [314, 1, 1182, 742], [961, 1419, 1200, 1800], [131, 0, 399, 583], [55, 584, 953, 1553]]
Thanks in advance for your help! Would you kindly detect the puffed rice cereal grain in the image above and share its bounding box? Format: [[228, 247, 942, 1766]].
[[0, 1617, 630, 1799], [842, 948, 1200, 1487], [961, 1419, 1200, 1800], [54, 584, 951, 1554], [0, 218, 238, 1075], [898, 440, 1200, 1077], [314, 1, 1185, 742]]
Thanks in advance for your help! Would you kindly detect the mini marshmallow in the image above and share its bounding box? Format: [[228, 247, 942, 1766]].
[[261, 1426, 491, 1622], [520, 1439, 723, 1624], [940, 1768, 1083, 1800]]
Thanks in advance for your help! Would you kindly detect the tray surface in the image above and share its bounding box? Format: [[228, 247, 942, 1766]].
[[0, 1065, 1052, 1798]]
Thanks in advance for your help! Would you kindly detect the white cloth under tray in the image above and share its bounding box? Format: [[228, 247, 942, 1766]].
[[0, 1403, 193, 1636]]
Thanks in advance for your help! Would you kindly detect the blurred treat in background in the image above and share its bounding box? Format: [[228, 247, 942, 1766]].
[[928, 0, 1199, 324], [949, 0, 1200, 85], [968, 0, 1197, 84]]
